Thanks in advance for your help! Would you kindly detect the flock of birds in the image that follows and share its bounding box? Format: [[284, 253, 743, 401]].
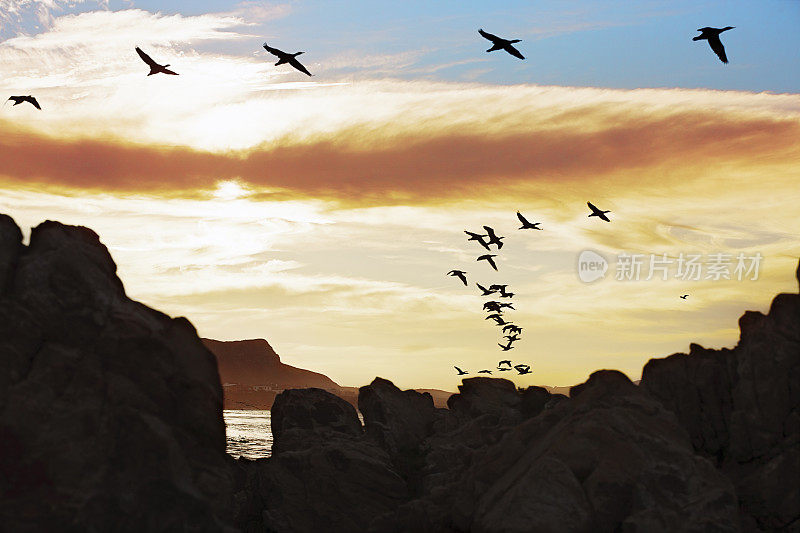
[[5, 25, 736, 110], [4, 22, 717, 383], [448, 203, 615, 377]]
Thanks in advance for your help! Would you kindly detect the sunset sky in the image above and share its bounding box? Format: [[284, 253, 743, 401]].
[[1, 0, 798, 391]]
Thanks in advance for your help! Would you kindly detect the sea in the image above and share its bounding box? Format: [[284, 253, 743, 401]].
[[224, 410, 273, 459]]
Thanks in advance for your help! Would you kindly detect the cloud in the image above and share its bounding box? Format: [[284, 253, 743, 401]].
[[0, 83, 798, 206]]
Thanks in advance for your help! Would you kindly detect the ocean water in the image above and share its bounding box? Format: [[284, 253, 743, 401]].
[[224, 410, 273, 459]]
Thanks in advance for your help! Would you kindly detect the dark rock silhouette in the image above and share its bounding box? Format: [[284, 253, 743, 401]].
[[641, 266, 800, 530], [0, 216, 234, 531], [0, 214, 796, 532]]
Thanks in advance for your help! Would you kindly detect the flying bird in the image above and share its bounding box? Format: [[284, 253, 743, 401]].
[[135, 47, 178, 76], [504, 334, 520, 342], [498, 288, 514, 298], [493, 317, 508, 326], [485, 313, 504, 322], [454, 366, 469, 376], [502, 324, 517, 334], [517, 212, 542, 230], [514, 364, 532, 375], [478, 254, 498, 271], [478, 369, 493, 374], [478, 29, 525, 60], [680, 294, 689, 299], [497, 366, 512, 371], [263, 43, 312, 76], [587, 201, 611, 222], [476, 283, 496, 296], [447, 270, 468, 286], [6, 95, 41, 109], [499, 341, 514, 351], [483, 301, 502, 312], [507, 326, 523, 335], [693, 27, 734, 64], [465, 230, 491, 251], [483, 226, 504, 249], [498, 360, 512, 367], [488, 284, 507, 292]]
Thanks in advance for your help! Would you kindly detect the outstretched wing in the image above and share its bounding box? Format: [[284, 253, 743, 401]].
[[478, 29, 501, 43], [289, 58, 312, 76], [708, 35, 728, 63], [27, 96, 41, 110], [136, 47, 158, 68], [517, 211, 530, 225], [505, 44, 525, 60], [262, 43, 284, 58], [161, 67, 179, 76], [587, 201, 600, 214], [597, 212, 611, 222]]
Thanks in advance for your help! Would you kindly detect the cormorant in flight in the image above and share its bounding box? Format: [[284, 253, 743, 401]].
[[263, 43, 312, 76], [483, 226, 504, 249], [587, 201, 611, 222], [465, 230, 491, 251], [454, 366, 469, 376], [135, 47, 178, 76], [517, 212, 542, 230], [680, 294, 689, 299], [693, 27, 734, 64], [514, 364, 532, 375], [478, 254, 498, 271], [478, 29, 525, 60], [447, 270, 468, 286], [476, 283, 496, 296], [6, 95, 40, 109]]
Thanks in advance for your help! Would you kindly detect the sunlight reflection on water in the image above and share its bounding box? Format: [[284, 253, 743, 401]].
[[224, 410, 272, 459]]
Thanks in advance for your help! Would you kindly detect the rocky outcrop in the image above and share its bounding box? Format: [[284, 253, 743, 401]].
[[0, 217, 234, 531], [249, 388, 407, 532], [641, 265, 800, 530]]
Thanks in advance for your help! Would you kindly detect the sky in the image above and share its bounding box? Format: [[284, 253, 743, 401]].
[[0, 0, 798, 391]]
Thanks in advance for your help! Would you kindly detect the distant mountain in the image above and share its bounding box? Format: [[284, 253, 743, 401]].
[[203, 338, 341, 409]]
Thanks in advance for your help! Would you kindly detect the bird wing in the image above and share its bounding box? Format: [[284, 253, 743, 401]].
[[262, 43, 284, 58], [517, 212, 529, 225], [454, 366, 463, 373], [27, 96, 41, 109], [290, 58, 312, 76], [478, 29, 501, 43], [708, 35, 728, 63], [136, 47, 158, 68], [483, 225, 495, 237], [587, 201, 600, 214], [504, 44, 525, 60], [161, 67, 179, 76], [598, 212, 611, 222]]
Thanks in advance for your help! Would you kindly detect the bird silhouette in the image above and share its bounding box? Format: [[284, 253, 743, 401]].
[[135, 47, 178, 76], [680, 294, 689, 299], [587, 201, 611, 222], [478, 29, 524, 60], [485, 313, 504, 321], [507, 325, 523, 335], [498, 360, 512, 367], [493, 317, 509, 326], [483, 301, 502, 312], [504, 334, 520, 342], [476, 283, 496, 296], [7, 95, 41, 109], [478, 254, 498, 271], [447, 270, 468, 286], [693, 27, 734, 64], [497, 366, 512, 371], [514, 364, 531, 375], [482, 226, 504, 249], [454, 366, 469, 376], [498, 302, 515, 310], [517, 212, 542, 230], [498, 287, 514, 298], [478, 369, 493, 374], [502, 324, 517, 334], [465, 230, 491, 251], [499, 341, 514, 351], [263, 43, 312, 76], [489, 284, 508, 292]]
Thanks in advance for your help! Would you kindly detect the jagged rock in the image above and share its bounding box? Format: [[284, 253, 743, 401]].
[[254, 387, 407, 532], [0, 216, 234, 532], [447, 377, 522, 424], [271, 387, 362, 453], [377, 371, 741, 532], [641, 261, 800, 530]]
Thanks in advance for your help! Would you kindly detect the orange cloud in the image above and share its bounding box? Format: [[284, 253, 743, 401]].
[[1, 101, 798, 206]]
